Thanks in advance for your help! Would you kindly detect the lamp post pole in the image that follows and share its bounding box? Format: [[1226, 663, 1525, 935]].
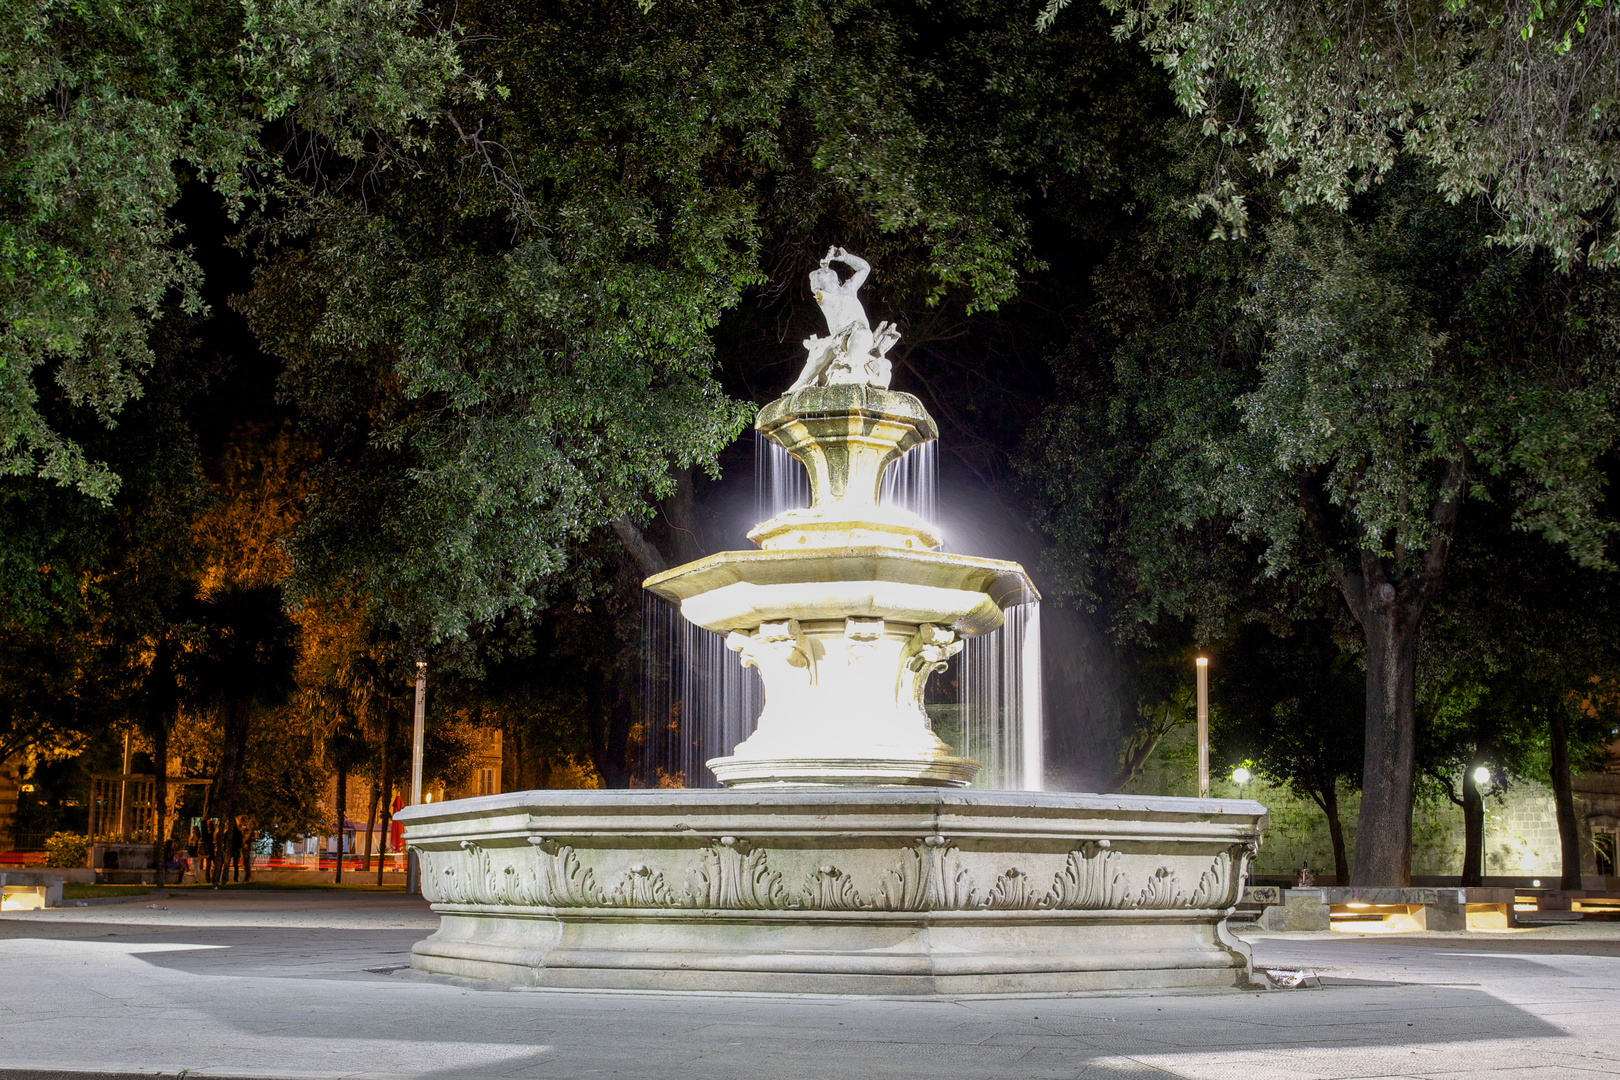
[[1195, 656, 1209, 798], [407, 660, 427, 896]]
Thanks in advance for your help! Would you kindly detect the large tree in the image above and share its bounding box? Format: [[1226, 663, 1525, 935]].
[[1026, 153, 1619, 883]]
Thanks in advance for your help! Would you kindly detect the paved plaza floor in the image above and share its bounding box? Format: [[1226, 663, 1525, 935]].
[[1, 889, 1617, 1080]]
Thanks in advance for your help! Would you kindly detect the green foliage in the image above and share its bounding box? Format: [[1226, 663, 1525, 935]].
[[244, 0, 1088, 642], [1028, 162, 1620, 629], [43, 830, 88, 868], [1065, 0, 1620, 267], [0, 0, 460, 500], [1214, 621, 1364, 805]]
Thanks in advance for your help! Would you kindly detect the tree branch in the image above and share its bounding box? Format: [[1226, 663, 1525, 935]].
[[612, 517, 667, 578], [1297, 468, 1365, 615]]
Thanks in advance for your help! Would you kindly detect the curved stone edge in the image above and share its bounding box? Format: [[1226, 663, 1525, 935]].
[[706, 754, 980, 788]]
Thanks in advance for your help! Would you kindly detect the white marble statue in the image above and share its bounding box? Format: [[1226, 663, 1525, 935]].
[[789, 247, 901, 391]]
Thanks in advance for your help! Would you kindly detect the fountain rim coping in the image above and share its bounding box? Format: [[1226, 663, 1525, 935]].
[[641, 545, 1041, 604], [395, 788, 1269, 825], [755, 384, 937, 434]]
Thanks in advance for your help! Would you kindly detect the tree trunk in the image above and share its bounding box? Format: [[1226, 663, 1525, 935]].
[[1302, 458, 1464, 890], [1549, 707, 1584, 891], [152, 718, 169, 886], [1320, 783, 1349, 884], [334, 759, 347, 884], [1461, 765, 1485, 887], [211, 699, 252, 885], [1349, 592, 1423, 886], [378, 710, 397, 887], [361, 781, 380, 873]]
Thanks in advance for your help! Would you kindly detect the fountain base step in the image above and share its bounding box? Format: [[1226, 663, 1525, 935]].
[[397, 788, 1268, 996], [705, 753, 980, 788]]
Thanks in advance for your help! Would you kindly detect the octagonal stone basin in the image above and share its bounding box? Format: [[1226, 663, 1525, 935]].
[[643, 546, 1037, 636]]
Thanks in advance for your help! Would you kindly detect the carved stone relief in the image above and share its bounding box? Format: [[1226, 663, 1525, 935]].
[[414, 836, 1253, 915]]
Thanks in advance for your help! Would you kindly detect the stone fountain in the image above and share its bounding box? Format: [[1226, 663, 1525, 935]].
[[397, 248, 1268, 993]]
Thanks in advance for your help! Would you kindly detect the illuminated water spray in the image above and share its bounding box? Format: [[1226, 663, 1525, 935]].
[[643, 436, 1042, 790]]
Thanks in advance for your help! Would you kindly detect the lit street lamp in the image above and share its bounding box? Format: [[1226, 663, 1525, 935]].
[[1473, 765, 1491, 882], [1232, 765, 1251, 799], [1195, 656, 1209, 798]]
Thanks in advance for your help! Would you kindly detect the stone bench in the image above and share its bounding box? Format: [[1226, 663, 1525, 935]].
[[0, 871, 67, 909], [1248, 887, 1516, 931]]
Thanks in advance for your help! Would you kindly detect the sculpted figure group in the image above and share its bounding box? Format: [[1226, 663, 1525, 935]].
[[790, 246, 901, 391]]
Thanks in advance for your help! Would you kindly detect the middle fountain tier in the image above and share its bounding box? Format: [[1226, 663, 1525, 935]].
[[644, 383, 1037, 788]]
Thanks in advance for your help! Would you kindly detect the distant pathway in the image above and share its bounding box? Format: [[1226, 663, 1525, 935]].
[[1, 890, 1616, 1079]]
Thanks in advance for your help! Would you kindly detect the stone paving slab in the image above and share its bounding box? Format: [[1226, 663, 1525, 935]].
[[1, 890, 1618, 1079]]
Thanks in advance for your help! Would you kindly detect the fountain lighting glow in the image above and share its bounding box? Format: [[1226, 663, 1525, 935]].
[[880, 438, 939, 526], [658, 434, 1041, 789], [755, 435, 811, 522], [757, 435, 939, 529]]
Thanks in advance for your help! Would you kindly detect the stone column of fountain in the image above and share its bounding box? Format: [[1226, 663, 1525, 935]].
[[395, 247, 1270, 994]]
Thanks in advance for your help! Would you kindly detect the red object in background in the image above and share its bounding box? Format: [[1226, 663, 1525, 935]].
[[390, 794, 405, 852]]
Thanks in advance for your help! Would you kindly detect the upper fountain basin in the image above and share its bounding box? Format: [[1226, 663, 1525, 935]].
[[643, 546, 1038, 636]]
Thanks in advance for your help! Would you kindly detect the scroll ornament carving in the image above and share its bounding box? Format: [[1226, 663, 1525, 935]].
[[844, 617, 885, 663], [897, 624, 962, 708], [411, 837, 1253, 915], [727, 620, 815, 685]]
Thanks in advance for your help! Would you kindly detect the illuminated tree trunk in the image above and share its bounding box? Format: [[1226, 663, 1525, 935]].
[[1461, 765, 1485, 887], [377, 709, 397, 887], [361, 782, 380, 873], [211, 699, 252, 885], [1350, 591, 1422, 886], [1549, 708, 1583, 891], [1311, 782, 1349, 884]]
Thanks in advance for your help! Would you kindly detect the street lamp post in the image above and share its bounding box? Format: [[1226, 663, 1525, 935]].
[[1195, 656, 1209, 798], [1473, 765, 1491, 883], [406, 660, 427, 896]]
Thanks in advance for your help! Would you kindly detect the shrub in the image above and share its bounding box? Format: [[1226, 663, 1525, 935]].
[[44, 832, 90, 868]]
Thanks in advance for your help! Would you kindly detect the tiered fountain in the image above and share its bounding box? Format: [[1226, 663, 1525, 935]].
[[397, 249, 1268, 994]]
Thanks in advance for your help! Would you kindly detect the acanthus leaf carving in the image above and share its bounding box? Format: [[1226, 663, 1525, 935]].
[[1129, 866, 1182, 909], [876, 836, 974, 911], [526, 837, 604, 907], [609, 863, 677, 907], [804, 865, 869, 910], [1042, 840, 1126, 910], [687, 837, 791, 910], [982, 867, 1035, 910]]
